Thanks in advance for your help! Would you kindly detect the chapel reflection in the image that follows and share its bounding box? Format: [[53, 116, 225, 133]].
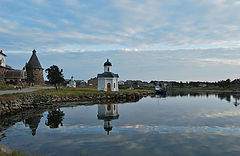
[[45, 109, 65, 128], [232, 95, 240, 107], [23, 113, 43, 136], [97, 104, 119, 135]]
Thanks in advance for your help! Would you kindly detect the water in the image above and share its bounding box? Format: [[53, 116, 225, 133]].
[[1, 93, 240, 155]]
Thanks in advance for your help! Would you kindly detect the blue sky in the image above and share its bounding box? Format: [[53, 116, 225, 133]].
[[1, 0, 240, 81]]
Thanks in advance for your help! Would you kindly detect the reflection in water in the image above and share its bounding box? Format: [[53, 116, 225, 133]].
[[0, 108, 65, 139], [167, 91, 240, 107], [3, 93, 240, 155], [23, 113, 43, 136], [45, 109, 65, 128], [155, 94, 166, 98], [97, 104, 119, 135], [0, 131, 5, 141], [233, 95, 240, 107]]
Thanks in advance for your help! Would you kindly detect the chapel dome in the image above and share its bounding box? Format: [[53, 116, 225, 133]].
[[104, 59, 112, 66]]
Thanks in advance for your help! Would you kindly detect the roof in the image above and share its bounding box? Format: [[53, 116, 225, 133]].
[[27, 49, 42, 69], [104, 59, 112, 66], [97, 114, 119, 120], [0, 65, 12, 69], [0, 50, 7, 57], [5, 70, 26, 79], [6, 65, 12, 69], [97, 72, 119, 78]]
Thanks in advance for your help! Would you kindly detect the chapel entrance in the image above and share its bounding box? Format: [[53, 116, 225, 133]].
[[107, 83, 111, 91]]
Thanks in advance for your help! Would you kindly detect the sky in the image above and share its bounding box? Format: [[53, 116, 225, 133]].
[[1, 0, 240, 82]]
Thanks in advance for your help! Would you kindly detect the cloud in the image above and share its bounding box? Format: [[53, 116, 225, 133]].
[[200, 110, 240, 118], [198, 58, 240, 66], [1, 0, 240, 50], [1, 0, 240, 81], [33, 0, 45, 4]]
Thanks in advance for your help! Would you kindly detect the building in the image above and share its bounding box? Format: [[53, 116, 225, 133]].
[[5, 68, 27, 85], [0, 50, 27, 85], [0, 50, 9, 84], [27, 49, 44, 85], [97, 104, 119, 135], [67, 76, 76, 88], [97, 59, 119, 91], [88, 77, 98, 86], [76, 80, 87, 87], [0, 50, 6, 68]]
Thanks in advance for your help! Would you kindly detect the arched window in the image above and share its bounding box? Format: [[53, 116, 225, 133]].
[[107, 104, 111, 111], [107, 67, 109, 72], [114, 83, 115, 88]]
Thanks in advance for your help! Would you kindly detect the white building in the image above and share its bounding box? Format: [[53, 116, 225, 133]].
[[67, 76, 76, 88], [0, 50, 6, 67], [97, 104, 119, 135], [97, 59, 119, 91]]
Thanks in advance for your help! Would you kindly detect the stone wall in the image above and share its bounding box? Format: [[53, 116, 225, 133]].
[[33, 68, 44, 85], [0, 91, 154, 116], [0, 67, 5, 84]]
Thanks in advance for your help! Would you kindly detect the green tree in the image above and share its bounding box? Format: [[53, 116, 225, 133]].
[[45, 65, 64, 90], [26, 62, 34, 85]]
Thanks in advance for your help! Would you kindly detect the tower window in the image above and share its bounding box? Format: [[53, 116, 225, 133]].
[[114, 83, 116, 88], [108, 67, 109, 72], [107, 104, 111, 111]]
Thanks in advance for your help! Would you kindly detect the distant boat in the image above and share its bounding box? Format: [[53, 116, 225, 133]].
[[155, 85, 167, 95]]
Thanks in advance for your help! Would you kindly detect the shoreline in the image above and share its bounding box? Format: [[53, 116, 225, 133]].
[[0, 88, 154, 116], [1, 86, 239, 116]]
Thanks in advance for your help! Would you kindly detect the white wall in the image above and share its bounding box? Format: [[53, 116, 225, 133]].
[[98, 77, 119, 91], [104, 66, 111, 72], [0, 54, 6, 67]]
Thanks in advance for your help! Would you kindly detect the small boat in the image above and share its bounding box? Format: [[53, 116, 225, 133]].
[[155, 85, 167, 95]]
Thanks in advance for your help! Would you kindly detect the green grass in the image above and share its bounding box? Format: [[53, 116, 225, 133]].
[[32, 87, 151, 98], [0, 150, 43, 156], [0, 87, 152, 101], [0, 85, 14, 91]]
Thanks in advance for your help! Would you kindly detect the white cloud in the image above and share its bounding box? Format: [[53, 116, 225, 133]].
[[200, 110, 240, 118], [198, 58, 240, 66], [34, 0, 45, 4]]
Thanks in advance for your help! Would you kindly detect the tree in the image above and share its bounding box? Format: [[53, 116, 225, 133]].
[[45, 65, 64, 90], [45, 109, 65, 128], [26, 62, 34, 85]]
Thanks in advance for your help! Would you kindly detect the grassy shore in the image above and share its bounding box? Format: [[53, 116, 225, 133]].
[[32, 87, 152, 97], [0, 150, 42, 156], [0, 85, 14, 91], [0, 87, 152, 101]]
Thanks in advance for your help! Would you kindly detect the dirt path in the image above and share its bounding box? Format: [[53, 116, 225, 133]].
[[0, 87, 54, 96]]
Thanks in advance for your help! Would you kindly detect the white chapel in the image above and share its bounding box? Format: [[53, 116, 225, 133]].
[[97, 59, 119, 91]]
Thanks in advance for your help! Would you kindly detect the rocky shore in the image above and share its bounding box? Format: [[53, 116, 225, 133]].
[[0, 91, 154, 116]]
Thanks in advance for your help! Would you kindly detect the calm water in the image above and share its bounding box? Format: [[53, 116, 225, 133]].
[[1, 93, 240, 155]]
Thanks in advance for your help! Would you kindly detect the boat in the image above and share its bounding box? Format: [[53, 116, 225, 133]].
[[155, 85, 167, 95]]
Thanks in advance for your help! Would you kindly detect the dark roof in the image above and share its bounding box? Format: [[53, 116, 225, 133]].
[[6, 65, 12, 69], [104, 59, 112, 66], [27, 49, 42, 69], [5, 70, 24, 79], [97, 114, 119, 120], [97, 72, 119, 78], [0, 65, 12, 69], [0, 50, 7, 57]]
